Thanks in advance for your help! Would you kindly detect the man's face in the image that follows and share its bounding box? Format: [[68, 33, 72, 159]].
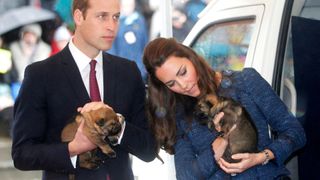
[[74, 0, 120, 57]]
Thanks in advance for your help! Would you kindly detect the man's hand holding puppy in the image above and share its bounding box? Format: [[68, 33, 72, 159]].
[[68, 102, 125, 160], [68, 119, 97, 157], [68, 102, 108, 157]]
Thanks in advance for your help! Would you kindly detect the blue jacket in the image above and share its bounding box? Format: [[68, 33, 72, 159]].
[[174, 68, 306, 180]]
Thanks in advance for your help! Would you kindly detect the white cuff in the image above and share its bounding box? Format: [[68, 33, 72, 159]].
[[70, 155, 77, 168], [117, 120, 126, 144]]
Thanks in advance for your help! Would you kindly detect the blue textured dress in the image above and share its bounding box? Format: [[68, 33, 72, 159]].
[[174, 68, 306, 180]]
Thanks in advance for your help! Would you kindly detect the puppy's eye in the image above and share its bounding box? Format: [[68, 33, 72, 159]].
[[219, 120, 224, 126], [205, 101, 213, 108], [217, 131, 224, 137], [96, 118, 105, 127]]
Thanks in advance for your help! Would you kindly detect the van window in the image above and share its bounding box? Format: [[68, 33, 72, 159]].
[[190, 19, 255, 71]]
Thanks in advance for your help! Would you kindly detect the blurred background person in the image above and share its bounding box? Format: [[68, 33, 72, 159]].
[[0, 36, 15, 137], [135, 0, 153, 31], [50, 24, 72, 56], [9, 23, 51, 82], [0, 36, 15, 111], [108, 0, 149, 82], [185, 0, 210, 24], [9, 23, 51, 98], [172, 7, 194, 42], [53, 0, 74, 30]]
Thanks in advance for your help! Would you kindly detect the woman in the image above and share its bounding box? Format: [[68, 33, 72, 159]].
[[142, 37, 306, 179]]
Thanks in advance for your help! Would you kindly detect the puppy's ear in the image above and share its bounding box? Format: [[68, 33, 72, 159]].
[[81, 111, 93, 124], [206, 94, 219, 106], [75, 113, 83, 124], [233, 106, 243, 117]]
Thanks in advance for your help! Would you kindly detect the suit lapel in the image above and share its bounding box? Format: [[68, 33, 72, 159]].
[[59, 47, 91, 105], [103, 53, 117, 106]]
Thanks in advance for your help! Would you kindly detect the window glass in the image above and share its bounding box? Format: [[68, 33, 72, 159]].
[[190, 19, 255, 71], [280, 34, 297, 114]]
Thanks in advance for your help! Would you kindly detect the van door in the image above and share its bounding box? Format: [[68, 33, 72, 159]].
[[291, 15, 320, 180]]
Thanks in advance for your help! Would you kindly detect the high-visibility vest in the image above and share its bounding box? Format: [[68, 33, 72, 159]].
[[0, 48, 12, 74]]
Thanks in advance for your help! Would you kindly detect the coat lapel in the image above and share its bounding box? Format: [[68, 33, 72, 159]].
[[103, 53, 117, 106], [59, 47, 91, 105]]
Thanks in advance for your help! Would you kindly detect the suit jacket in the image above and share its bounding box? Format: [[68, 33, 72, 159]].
[[11, 46, 156, 180]]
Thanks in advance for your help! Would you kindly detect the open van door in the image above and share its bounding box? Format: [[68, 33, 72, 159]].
[[291, 16, 320, 180], [183, 0, 316, 179]]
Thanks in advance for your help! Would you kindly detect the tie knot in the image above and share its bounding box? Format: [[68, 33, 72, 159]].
[[90, 60, 97, 70]]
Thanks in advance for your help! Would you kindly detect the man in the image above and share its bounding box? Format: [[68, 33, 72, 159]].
[[11, 0, 156, 179]]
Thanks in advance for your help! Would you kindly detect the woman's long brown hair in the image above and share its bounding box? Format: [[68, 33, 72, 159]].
[[143, 38, 218, 155]]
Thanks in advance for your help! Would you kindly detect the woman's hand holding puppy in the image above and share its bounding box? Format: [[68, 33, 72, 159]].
[[211, 112, 228, 161], [216, 149, 274, 175], [211, 112, 275, 175]]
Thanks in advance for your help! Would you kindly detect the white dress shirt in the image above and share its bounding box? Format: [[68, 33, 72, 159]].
[[69, 39, 104, 99]]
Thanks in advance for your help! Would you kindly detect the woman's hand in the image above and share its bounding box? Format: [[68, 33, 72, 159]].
[[213, 112, 224, 132], [211, 112, 228, 161], [217, 150, 274, 175], [217, 153, 259, 174], [212, 137, 228, 161]]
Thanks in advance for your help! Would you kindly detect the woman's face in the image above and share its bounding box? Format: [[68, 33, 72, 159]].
[[155, 56, 200, 97]]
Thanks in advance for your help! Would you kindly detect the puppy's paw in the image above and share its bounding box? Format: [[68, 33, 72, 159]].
[[107, 150, 116, 158]]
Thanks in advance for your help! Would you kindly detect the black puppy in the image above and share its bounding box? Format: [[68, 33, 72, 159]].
[[196, 94, 258, 163]]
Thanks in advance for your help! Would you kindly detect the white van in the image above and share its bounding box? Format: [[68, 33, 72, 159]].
[[133, 0, 320, 179], [183, 0, 320, 179]]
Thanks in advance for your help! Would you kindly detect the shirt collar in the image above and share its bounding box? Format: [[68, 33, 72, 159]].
[[68, 38, 103, 71]]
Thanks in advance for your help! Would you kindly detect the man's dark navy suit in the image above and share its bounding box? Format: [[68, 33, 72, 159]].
[[11, 46, 156, 180]]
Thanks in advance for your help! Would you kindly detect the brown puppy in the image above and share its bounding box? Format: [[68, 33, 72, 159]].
[[61, 106, 124, 169], [196, 94, 258, 163]]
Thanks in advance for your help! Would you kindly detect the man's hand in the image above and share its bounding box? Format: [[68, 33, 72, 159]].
[[77, 101, 112, 113], [68, 119, 97, 156]]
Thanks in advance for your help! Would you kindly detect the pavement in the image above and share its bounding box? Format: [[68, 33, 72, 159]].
[[0, 136, 41, 180], [0, 132, 175, 180]]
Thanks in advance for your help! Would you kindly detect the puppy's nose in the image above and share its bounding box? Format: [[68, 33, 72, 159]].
[[109, 122, 121, 135]]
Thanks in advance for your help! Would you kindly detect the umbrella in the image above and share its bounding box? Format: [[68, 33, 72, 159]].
[[0, 6, 56, 35]]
